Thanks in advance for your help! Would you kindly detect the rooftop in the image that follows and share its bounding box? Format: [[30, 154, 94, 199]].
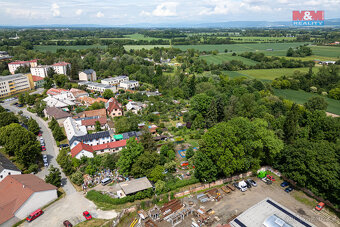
[[8, 59, 37, 65], [69, 130, 111, 145], [32, 75, 44, 82], [0, 73, 26, 81], [81, 117, 107, 126], [75, 108, 107, 118], [119, 177, 153, 195], [0, 153, 20, 173], [52, 62, 70, 66], [46, 88, 68, 96], [45, 107, 71, 119], [120, 80, 138, 84], [70, 142, 94, 157], [82, 69, 95, 74], [229, 197, 315, 227], [102, 75, 128, 82]]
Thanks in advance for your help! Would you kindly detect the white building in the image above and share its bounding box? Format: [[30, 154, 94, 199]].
[[30, 65, 51, 78], [0, 74, 31, 98], [119, 80, 139, 90], [52, 62, 71, 75], [63, 117, 87, 141], [0, 175, 57, 227], [101, 75, 129, 86], [126, 101, 145, 114], [69, 131, 112, 149], [78, 81, 117, 93], [8, 60, 37, 74], [43, 96, 76, 108], [79, 69, 97, 81], [0, 153, 21, 182]]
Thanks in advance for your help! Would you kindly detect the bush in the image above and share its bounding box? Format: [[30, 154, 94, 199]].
[[70, 171, 84, 185]]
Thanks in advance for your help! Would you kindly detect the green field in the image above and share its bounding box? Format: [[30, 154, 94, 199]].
[[228, 36, 297, 42], [34, 45, 107, 53], [310, 46, 340, 58], [174, 42, 309, 53], [124, 33, 170, 41], [200, 53, 258, 65], [224, 67, 310, 81], [274, 89, 340, 115], [124, 45, 171, 50]]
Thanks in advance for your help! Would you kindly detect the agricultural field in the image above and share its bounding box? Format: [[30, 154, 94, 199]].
[[309, 45, 340, 58], [123, 45, 170, 51], [34, 45, 107, 53], [124, 33, 170, 41], [200, 53, 258, 65], [224, 67, 310, 81], [173, 42, 309, 53], [274, 89, 340, 115], [228, 36, 297, 42], [281, 55, 340, 62]]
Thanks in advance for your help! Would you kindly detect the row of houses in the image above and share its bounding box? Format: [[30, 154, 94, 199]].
[[78, 75, 139, 92]]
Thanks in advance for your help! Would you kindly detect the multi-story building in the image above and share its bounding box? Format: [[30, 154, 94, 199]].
[[63, 117, 87, 141], [0, 74, 31, 98], [79, 69, 97, 81], [8, 60, 37, 74], [78, 81, 116, 93], [106, 97, 123, 118], [32, 76, 45, 88], [52, 62, 71, 75], [119, 80, 139, 90], [30, 65, 52, 78], [101, 75, 128, 86]]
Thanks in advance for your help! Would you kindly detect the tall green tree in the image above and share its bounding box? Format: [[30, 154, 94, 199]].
[[117, 137, 144, 176], [304, 97, 328, 112], [103, 89, 114, 99], [283, 103, 301, 144], [95, 120, 102, 131], [0, 112, 18, 128], [206, 98, 218, 128], [139, 128, 156, 152], [131, 151, 160, 178], [45, 165, 62, 187], [28, 117, 40, 135]]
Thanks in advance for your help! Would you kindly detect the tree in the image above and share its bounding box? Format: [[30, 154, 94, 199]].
[[70, 61, 79, 80], [57, 148, 75, 176], [44, 77, 54, 89], [103, 89, 114, 99], [48, 117, 58, 130], [88, 101, 105, 110], [117, 137, 144, 176], [190, 93, 213, 118], [186, 147, 195, 159], [45, 165, 62, 187], [28, 117, 40, 135], [206, 98, 218, 128], [188, 75, 196, 97], [95, 120, 102, 131], [114, 116, 138, 133], [70, 170, 84, 186], [54, 74, 69, 88], [155, 180, 166, 194], [52, 125, 66, 142], [131, 151, 160, 178], [194, 150, 218, 183], [25, 93, 35, 106], [283, 103, 301, 144], [329, 87, 340, 100], [148, 165, 165, 182], [47, 67, 55, 78], [18, 94, 25, 104], [192, 114, 205, 129], [139, 128, 156, 152], [0, 112, 18, 127], [304, 97, 328, 111]]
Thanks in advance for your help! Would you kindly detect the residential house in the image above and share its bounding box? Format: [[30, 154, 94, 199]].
[[139, 90, 162, 97], [78, 81, 117, 93], [30, 65, 51, 78], [32, 76, 45, 88], [63, 117, 87, 141], [106, 97, 123, 118], [52, 62, 71, 75], [44, 107, 71, 125], [69, 131, 112, 149], [8, 59, 37, 74], [76, 96, 107, 106], [79, 69, 97, 81], [74, 108, 107, 119], [0, 74, 31, 98], [126, 101, 145, 114], [80, 117, 108, 131], [43, 96, 75, 108], [119, 80, 139, 90], [69, 88, 88, 98], [101, 75, 129, 86], [0, 153, 21, 182], [46, 88, 68, 96], [70, 142, 95, 159], [0, 174, 57, 227]]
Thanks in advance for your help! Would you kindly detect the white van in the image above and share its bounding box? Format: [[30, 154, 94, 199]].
[[101, 178, 112, 186]]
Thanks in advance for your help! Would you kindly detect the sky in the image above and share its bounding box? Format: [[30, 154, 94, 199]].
[[0, 0, 340, 26]]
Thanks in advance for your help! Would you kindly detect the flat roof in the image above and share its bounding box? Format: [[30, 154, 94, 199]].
[[230, 198, 315, 227], [119, 177, 153, 195], [102, 75, 128, 82], [0, 73, 25, 81]]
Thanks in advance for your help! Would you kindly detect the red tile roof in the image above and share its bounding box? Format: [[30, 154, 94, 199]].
[[0, 174, 56, 224], [70, 142, 94, 158], [75, 108, 107, 118], [32, 75, 44, 82], [107, 98, 122, 113], [92, 140, 127, 151], [52, 62, 70, 66], [81, 117, 107, 126], [46, 88, 68, 96], [8, 59, 37, 65]]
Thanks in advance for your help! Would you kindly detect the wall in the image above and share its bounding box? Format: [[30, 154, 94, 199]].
[[0, 170, 21, 182], [14, 190, 57, 219], [75, 150, 94, 159]]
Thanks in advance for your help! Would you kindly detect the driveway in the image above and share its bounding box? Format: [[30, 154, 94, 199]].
[[22, 192, 117, 227], [1, 98, 76, 195]]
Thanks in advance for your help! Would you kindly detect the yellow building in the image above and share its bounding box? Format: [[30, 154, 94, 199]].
[[0, 74, 31, 98], [24, 73, 35, 90]]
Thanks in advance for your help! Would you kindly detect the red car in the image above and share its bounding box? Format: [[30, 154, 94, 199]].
[[315, 202, 325, 211], [266, 175, 276, 181], [41, 146, 46, 151], [26, 209, 43, 222], [38, 131, 42, 137], [83, 211, 92, 220], [63, 220, 73, 227]]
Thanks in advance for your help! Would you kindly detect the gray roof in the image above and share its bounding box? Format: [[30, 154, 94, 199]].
[[0, 73, 25, 82], [230, 198, 315, 227], [119, 177, 153, 195], [0, 153, 20, 173], [45, 107, 71, 119], [122, 131, 142, 140], [83, 69, 95, 74], [69, 130, 111, 145]]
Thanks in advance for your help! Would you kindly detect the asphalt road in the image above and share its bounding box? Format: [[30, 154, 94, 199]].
[[1, 93, 76, 195]]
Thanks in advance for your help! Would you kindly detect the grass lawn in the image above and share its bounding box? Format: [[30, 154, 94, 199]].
[[124, 45, 171, 50], [200, 53, 258, 65], [75, 218, 112, 227], [174, 42, 309, 53], [223, 67, 310, 81], [34, 45, 107, 53], [274, 89, 340, 115]]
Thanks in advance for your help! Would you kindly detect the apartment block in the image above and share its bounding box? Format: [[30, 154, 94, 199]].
[[8, 60, 38, 74], [0, 74, 31, 98]]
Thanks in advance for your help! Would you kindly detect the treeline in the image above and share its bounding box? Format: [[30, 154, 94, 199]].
[[286, 46, 312, 57], [272, 65, 340, 100]]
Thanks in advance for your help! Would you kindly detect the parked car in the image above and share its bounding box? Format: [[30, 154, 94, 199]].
[[245, 180, 252, 188], [40, 141, 45, 146], [18, 104, 23, 107], [38, 131, 42, 137], [266, 175, 276, 181], [261, 177, 272, 185], [233, 182, 241, 190], [44, 161, 49, 167], [41, 146, 46, 151], [315, 202, 325, 211], [59, 144, 69, 148], [285, 187, 293, 193], [281, 181, 289, 187], [26, 209, 43, 222], [83, 211, 92, 220], [13, 102, 18, 106], [247, 179, 257, 187], [43, 154, 48, 162], [63, 220, 73, 227]]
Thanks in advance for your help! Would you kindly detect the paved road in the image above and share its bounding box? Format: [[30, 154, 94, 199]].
[[1, 97, 76, 195]]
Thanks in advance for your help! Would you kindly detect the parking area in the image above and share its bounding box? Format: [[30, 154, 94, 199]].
[[182, 177, 339, 227]]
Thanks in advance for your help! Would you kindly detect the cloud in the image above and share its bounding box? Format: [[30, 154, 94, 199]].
[[5, 8, 43, 19], [96, 11, 104, 18], [51, 3, 60, 17], [76, 9, 83, 16], [152, 2, 178, 16], [199, 0, 234, 15], [140, 10, 151, 16]]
